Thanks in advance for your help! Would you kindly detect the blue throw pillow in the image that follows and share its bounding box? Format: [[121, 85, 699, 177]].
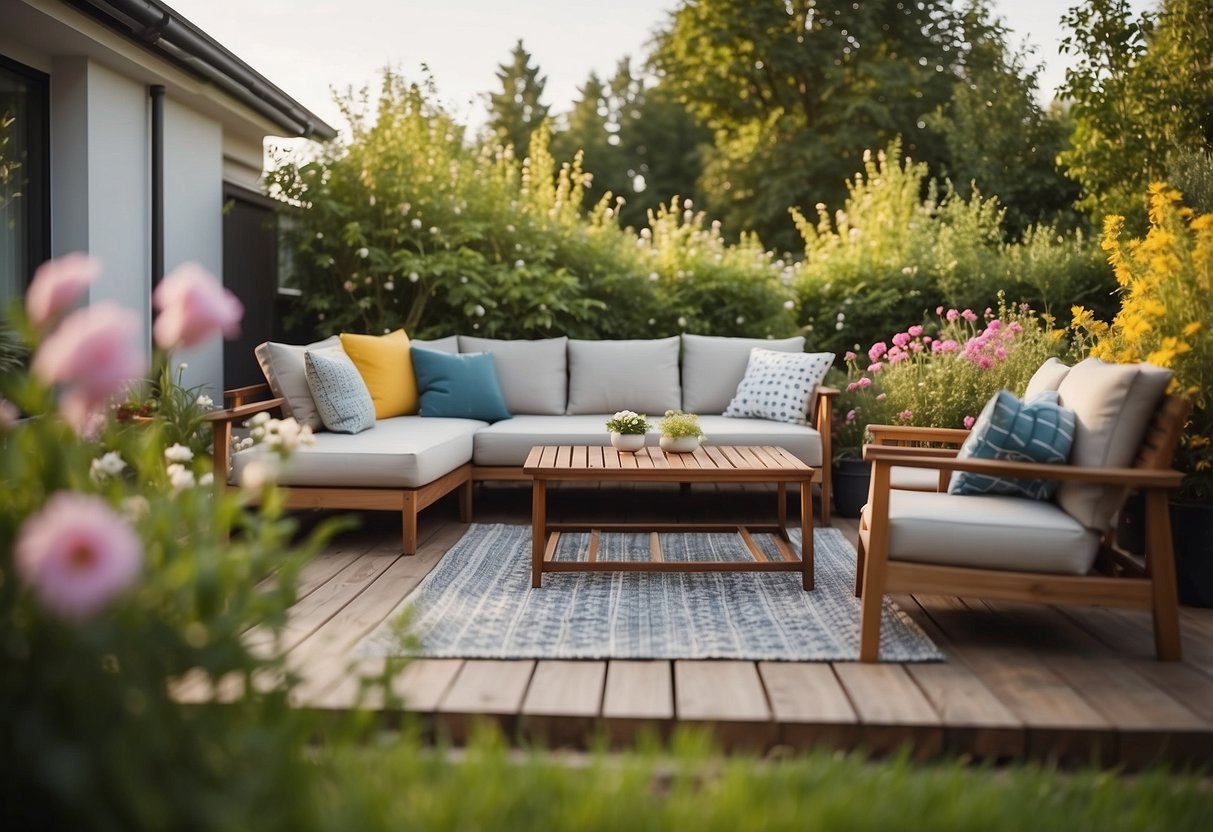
[[948, 390, 1076, 500], [410, 348, 511, 423]]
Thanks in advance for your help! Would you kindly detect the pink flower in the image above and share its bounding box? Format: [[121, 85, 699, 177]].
[[844, 351, 856, 361], [25, 253, 99, 330], [15, 492, 143, 620], [945, 309, 959, 322], [152, 263, 243, 350], [868, 342, 888, 362], [875, 393, 887, 401], [1008, 322, 1023, 335], [887, 346, 908, 364], [908, 325, 924, 338], [898, 410, 913, 421], [0, 398, 18, 430], [986, 319, 1002, 332], [963, 415, 976, 429], [935, 306, 944, 315], [910, 341, 924, 353], [847, 382, 859, 393], [33, 302, 147, 432], [962, 309, 978, 322], [868, 362, 884, 373], [932, 339, 959, 354], [857, 376, 872, 389], [977, 356, 993, 369], [845, 409, 857, 424], [892, 332, 910, 348]]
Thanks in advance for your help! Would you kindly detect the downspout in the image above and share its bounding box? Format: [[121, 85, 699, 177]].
[[150, 84, 164, 287]]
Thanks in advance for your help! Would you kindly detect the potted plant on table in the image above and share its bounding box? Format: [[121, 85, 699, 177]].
[[605, 410, 650, 452], [658, 410, 704, 453]]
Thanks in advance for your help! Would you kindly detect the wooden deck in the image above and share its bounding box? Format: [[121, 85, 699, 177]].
[[253, 482, 1213, 767]]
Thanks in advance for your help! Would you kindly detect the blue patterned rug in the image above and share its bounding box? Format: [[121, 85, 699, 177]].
[[357, 523, 943, 662]]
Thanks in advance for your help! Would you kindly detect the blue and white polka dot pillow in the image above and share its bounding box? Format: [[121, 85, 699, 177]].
[[723, 349, 835, 425]]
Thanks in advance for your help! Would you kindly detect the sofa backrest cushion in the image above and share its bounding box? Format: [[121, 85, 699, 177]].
[[254, 335, 342, 431], [1023, 356, 1071, 400], [411, 348, 512, 423], [412, 336, 460, 354], [723, 348, 834, 425], [458, 336, 568, 415], [339, 329, 417, 419], [680, 334, 805, 414], [1054, 358, 1172, 531], [305, 349, 376, 434], [566, 337, 681, 416]]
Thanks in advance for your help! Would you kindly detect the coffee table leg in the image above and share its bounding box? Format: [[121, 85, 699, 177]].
[[801, 478, 814, 591], [531, 478, 547, 587]]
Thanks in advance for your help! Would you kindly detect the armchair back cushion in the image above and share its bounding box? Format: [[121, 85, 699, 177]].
[[1024, 356, 1072, 400], [1055, 358, 1172, 530], [565, 337, 681, 415], [458, 336, 568, 415], [254, 335, 342, 431], [680, 334, 805, 414]]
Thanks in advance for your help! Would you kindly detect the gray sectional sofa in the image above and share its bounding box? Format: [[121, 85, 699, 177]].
[[211, 334, 837, 554]]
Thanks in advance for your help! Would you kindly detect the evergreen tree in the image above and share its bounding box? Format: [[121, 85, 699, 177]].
[[487, 39, 550, 157]]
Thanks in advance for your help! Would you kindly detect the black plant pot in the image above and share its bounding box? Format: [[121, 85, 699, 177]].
[[832, 459, 871, 519], [1117, 494, 1213, 608]]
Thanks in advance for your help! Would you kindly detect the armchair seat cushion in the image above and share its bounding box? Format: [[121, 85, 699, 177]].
[[862, 489, 1101, 575]]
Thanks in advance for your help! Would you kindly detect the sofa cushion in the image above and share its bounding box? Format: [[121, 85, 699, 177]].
[[412, 348, 511, 423], [470, 414, 823, 468], [1023, 356, 1071, 400], [948, 390, 1076, 501], [566, 337, 681, 415], [254, 335, 341, 431], [412, 335, 460, 354], [304, 350, 375, 434], [339, 329, 417, 419], [1055, 358, 1171, 530], [862, 489, 1101, 575], [723, 349, 834, 425], [458, 336, 568, 415], [681, 334, 805, 414], [230, 416, 481, 489]]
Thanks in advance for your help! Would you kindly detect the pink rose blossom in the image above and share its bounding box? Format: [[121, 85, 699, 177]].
[[892, 332, 910, 348], [152, 263, 243, 350], [922, 335, 932, 343], [908, 325, 924, 338], [961, 309, 978, 322], [898, 410, 913, 421], [844, 351, 856, 361], [986, 319, 1002, 332], [1008, 322, 1023, 335], [977, 356, 994, 369], [935, 306, 944, 315], [15, 491, 143, 620], [845, 409, 857, 423], [847, 382, 859, 393], [868, 362, 883, 373], [26, 253, 99, 330], [945, 309, 959, 322], [857, 376, 872, 389], [963, 415, 976, 429], [910, 341, 924, 353], [868, 342, 888, 362], [33, 302, 147, 432], [887, 346, 908, 364]]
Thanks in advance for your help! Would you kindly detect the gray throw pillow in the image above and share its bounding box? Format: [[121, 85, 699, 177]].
[[304, 350, 376, 434]]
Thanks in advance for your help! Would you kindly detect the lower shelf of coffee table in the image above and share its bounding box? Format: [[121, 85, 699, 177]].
[[539, 523, 803, 573]]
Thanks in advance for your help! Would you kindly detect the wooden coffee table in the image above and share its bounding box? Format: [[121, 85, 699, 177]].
[[522, 445, 815, 590]]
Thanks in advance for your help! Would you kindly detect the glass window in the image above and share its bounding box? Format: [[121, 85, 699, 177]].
[[0, 56, 50, 313]]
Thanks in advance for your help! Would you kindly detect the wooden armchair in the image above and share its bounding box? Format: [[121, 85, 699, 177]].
[[855, 394, 1190, 662]]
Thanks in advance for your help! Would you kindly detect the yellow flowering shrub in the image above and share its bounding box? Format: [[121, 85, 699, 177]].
[[1072, 183, 1212, 501]]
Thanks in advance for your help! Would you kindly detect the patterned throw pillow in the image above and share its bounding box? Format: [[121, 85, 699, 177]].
[[723, 349, 835, 425], [304, 350, 376, 434], [948, 390, 1075, 500]]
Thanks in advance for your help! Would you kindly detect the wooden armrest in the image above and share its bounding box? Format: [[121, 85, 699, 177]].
[[864, 445, 1184, 488], [224, 383, 272, 408], [816, 386, 840, 399], [206, 397, 286, 425], [866, 423, 971, 445]]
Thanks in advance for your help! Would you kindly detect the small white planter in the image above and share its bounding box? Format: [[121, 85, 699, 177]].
[[610, 432, 646, 452], [660, 435, 701, 453]]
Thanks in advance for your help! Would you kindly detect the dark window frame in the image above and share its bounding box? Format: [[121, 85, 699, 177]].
[[0, 53, 51, 292]]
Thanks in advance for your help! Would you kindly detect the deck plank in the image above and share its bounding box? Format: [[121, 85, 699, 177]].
[[674, 660, 775, 750], [520, 661, 607, 747], [757, 662, 860, 751], [833, 663, 943, 758], [436, 660, 536, 742]]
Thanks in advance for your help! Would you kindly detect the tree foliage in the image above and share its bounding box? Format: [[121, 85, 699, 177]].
[[486, 39, 551, 158]]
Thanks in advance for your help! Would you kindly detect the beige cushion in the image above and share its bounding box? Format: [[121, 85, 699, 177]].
[[254, 336, 342, 431], [1024, 357, 1071, 400], [681, 334, 804, 414], [863, 490, 1101, 575], [891, 466, 949, 491], [1054, 358, 1171, 531], [458, 336, 568, 415], [231, 416, 480, 488], [566, 337, 681, 416], [412, 336, 460, 354]]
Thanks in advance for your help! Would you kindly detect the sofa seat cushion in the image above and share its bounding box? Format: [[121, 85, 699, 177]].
[[471, 414, 824, 468], [231, 416, 482, 489], [862, 490, 1100, 575]]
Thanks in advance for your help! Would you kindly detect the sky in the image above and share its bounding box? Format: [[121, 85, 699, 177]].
[[167, 0, 1156, 137]]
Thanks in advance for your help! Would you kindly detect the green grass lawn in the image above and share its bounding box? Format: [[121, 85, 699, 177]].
[[320, 727, 1212, 831]]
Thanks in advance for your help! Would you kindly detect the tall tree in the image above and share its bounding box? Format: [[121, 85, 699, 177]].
[[486, 40, 551, 157], [553, 72, 618, 210], [651, 0, 964, 250], [1058, 0, 1213, 226], [927, 4, 1080, 236]]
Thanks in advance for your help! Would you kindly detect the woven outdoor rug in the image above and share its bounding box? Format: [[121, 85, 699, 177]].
[[357, 523, 943, 662]]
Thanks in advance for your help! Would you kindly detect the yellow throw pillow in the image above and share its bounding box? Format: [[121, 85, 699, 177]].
[[338, 329, 417, 418]]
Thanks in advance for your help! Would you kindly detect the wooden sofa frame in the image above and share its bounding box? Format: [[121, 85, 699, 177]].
[[855, 395, 1191, 662], [209, 384, 837, 555]]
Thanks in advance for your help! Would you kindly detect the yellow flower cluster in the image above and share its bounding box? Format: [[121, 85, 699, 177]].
[[1073, 183, 1212, 498]]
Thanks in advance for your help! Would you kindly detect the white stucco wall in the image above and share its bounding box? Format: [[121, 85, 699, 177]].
[[164, 100, 224, 395]]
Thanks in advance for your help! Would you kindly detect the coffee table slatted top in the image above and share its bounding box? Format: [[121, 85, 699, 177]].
[[523, 445, 812, 482]]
